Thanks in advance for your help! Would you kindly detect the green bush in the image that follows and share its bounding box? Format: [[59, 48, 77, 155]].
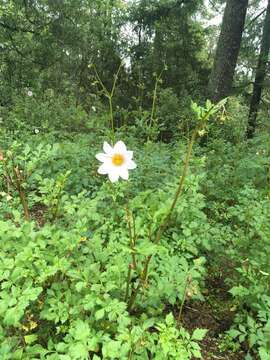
[[0, 131, 211, 359], [0, 96, 269, 359], [4, 92, 91, 135]]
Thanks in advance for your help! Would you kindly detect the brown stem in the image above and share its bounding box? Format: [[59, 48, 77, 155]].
[[125, 206, 137, 303], [154, 130, 197, 245], [128, 129, 198, 311], [13, 166, 30, 221], [128, 255, 152, 311], [177, 274, 190, 326], [125, 264, 133, 302], [126, 207, 137, 269]]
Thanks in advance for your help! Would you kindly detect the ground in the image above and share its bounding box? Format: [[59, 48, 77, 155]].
[[182, 265, 246, 360]]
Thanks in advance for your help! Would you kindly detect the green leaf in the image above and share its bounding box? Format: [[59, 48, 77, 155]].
[[249, 333, 258, 348], [24, 334, 38, 344], [259, 348, 270, 360], [102, 340, 122, 358], [95, 308, 105, 320], [227, 329, 241, 339], [192, 328, 208, 341], [69, 343, 88, 359], [75, 282, 87, 292], [192, 348, 202, 359], [229, 286, 249, 297], [73, 320, 90, 342]]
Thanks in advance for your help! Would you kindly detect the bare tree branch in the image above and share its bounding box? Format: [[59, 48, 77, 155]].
[[244, 8, 267, 31]]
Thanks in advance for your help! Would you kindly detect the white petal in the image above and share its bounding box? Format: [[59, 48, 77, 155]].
[[97, 163, 111, 175], [114, 141, 126, 153], [126, 151, 133, 160], [96, 153, 110, 162], [108, 170, 119, 183], [103, 142, 114, 156], [119, 167, 129, 180], [126, 160, 137, 170]]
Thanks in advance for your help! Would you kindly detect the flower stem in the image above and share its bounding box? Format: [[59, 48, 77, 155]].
[[128, 104, 218, 311], [125, 264, 133, 302], [128, 130, 197, 311], [93, 63, 122, 142], [177, 274, 190, 326], [154, 130, 197, 245], [147, 69, 165, 141], [126, 207, 137, 269], [125, 206, 137, 302], [13, 166, 30, 221], [109, 97, 115, 142], [128, 255, 151, 311]]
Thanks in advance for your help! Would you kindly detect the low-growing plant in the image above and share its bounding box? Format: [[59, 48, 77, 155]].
[[0, 99, 228, 359]]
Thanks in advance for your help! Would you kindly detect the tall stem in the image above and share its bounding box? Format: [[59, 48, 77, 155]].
[[127, 104, 218, 311], [126, 207, 137, 269], [147, 69, 164, 141], [125, 206, 137, 302], [13, 166, 30, 221], [125, 265, 132, 302], [128, 130, 197, 311], [154, 131, 197, 245], [93, 63, 122, 141], [177, 274, 189, 326], [109, 97, 115, 142]]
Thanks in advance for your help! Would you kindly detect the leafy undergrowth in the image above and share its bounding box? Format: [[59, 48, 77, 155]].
[[0, 125, 269, 359]]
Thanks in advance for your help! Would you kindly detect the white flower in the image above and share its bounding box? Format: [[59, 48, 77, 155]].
[[96, 141, 136, 182], [34, 128, 39, 134], [91, 106, 96, 112], [27, 90, 33, 97]]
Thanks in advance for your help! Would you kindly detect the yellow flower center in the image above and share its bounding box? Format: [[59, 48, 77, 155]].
[[112, 153, 124, 166]]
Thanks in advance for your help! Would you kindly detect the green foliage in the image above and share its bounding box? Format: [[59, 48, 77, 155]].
[[4, 93, 90, 134], [0, 0, 125, 102], [129, 0, 210, 98], [204, 141, 270, 359], [1, 0, 270, 358], [0, 133, 210, 359], [153, 313, 207, 359], [1, 91, 269, 359], [209, 97, 249, 143]]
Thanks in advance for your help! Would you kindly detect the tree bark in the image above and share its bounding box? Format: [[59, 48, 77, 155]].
[[247, 0, 270, 139], [208, 0, 249, 103]]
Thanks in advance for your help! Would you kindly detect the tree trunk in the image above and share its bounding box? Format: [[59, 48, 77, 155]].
[[247, 0, 270, 139], [208, 0, 249, 102]]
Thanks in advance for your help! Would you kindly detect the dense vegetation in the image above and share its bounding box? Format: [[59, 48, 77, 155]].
[[0, 0, 270, 359]]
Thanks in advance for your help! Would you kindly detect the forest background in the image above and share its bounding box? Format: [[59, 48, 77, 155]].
[[0, 1, 270, 359]]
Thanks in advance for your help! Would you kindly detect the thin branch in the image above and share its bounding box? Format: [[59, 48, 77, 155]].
[[208, 0, 223, 15], [244, 8, 267, 31], [0, 20, 37, 34], [6, 31, 58, 68], [6, 32, 26, 58]]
